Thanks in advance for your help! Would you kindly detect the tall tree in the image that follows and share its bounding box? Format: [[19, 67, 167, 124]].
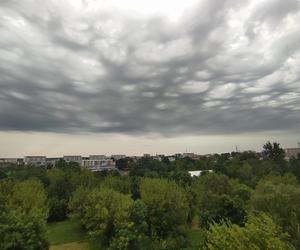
[[206, 213, 294, 250], [140, 178, 189, 242], [249, 176, 300, 248], [262, 141, 285, 162], [0, 179, 49, 250]]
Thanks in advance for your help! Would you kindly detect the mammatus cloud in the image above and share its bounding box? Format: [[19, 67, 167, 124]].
[[0, 0, 299, 136]]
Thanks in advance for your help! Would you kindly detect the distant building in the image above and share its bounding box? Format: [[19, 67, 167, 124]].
[[111, 155, 126, 160], [143, 154, 151, 158], [168, 156, 176, 162], [82, 158, 116, 172], [285, 148, 300, 159], [182, 153, 201, 160], [0, 158, 21, 166], [153, 156, 162, 161], [63, 155, 82, 164], [188, 170, 213, 177], [24, 156, 46, 166], [89, 155, 106, 160], [46, 157, 62, 167]]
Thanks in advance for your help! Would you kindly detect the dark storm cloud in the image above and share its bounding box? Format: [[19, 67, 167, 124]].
[[0, 0, 300, 136]]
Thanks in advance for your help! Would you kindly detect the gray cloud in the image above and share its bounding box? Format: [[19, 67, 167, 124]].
[[0, 0, 300, 136]]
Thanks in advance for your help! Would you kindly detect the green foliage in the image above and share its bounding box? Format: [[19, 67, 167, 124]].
[[47, 219, 85, 245], [192, 173, 253, 227], [290, 155, 300, 181], [69, 187, 134, 248], [47, 167, 97, 222], [100, 176, 131, 194], [249, 175, 300, 248], [0, 179, 49, 250], [206, 213, 294, 250], [47, 169, 72, 221], [2, 140, 300, 249], [262, 141, 285, 163], [140, 178, 189, 242]]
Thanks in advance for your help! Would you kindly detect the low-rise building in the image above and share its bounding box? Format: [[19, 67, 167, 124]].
[[82, 158, 116, 172], [168, 156, 176, 162], [24, 156, 46, 166], [0, 158, 22, 166], [63, 155, 82, 164], [111, 155, 126, 160], [182, 153, 201, 160], [285, 148, 300, 159], [46, 157, 62, 167], [90, 155, 106, 160]]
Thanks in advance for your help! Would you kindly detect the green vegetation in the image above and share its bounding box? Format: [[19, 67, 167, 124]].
[[50, 242, 87, 250], [1, 141, 300, 249], [206, 213, 293, 250], [47, 220, 85, 245]]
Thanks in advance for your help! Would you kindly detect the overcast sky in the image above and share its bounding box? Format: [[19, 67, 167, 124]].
[[0, 0, 300, 157]]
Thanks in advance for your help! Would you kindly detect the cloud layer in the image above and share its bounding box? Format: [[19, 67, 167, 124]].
[[0, 0, 300, 136]]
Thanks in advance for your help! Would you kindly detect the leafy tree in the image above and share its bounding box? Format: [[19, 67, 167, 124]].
[[69, 188, 133, 248], [224, 160, 255, 187], [192, 173, 252, 226], [290, 155, 300, 182], [262, 141, 285, 162], [47, 169, 72, 221], [10, 166, 50, 187], [100, 176, 131, 194], [0, 179, 49, 250], [110, 199, 149, 250], [115, 158, 132, 170], [249, 176, 300, 248], [140, 178, 189, 241], [206, 213, 294, 250]]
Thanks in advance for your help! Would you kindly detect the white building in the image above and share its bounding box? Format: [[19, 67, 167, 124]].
[[24, 156, 46, 166], [168, 156, 176, 162], [0, 158, 20, 165], [63, 155, 82, 164], [82, 158, 116, 172], [90, 155, 106, 160], [111, 155, 126, 160], [188, 170, 213, 177]]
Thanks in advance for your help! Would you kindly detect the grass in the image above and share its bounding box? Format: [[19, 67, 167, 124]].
[[186, 228, 206, 249], [47, 219, 102, 250], [47, 219, 85, 245], [47, 219, 204, 250], [49, 242, 87, 250]]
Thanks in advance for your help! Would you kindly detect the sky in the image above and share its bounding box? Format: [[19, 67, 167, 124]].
[[0, 0, 300, 157]]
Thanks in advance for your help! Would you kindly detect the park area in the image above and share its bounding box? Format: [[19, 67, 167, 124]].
[[47, 219, 204, 250]]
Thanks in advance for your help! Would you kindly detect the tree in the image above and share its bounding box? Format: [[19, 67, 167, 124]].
[[249, 175, 300, 248], [192, 173, 252, 227], [206, 213, 294, 250], [100, 176, 131, 194], [0, 179, 49, 250], [262, 141, 285, 162], [69, 187, 134, 248], [139, 178, 189, 241], [110, 199, 149, 250], [47, 169, 72, 221], [290, 155, 300, 182]]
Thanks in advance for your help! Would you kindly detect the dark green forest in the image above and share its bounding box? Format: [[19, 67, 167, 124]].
[[1, 142, 300, 249]]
